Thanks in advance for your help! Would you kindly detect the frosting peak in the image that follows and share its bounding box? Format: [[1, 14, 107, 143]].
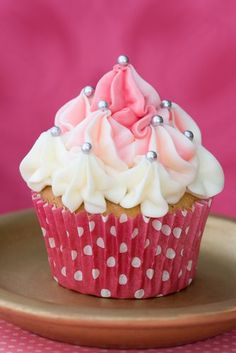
[[91, 64, 161, 127], [20, 56, 224, 216]]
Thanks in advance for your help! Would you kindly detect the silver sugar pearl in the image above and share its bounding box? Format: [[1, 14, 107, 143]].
[[83, 85, 94, 97], [97, 100, 109, 110], [151, 114, 164, 126], [117, 54, 129, 66], [161, 100, 172, 109], [50, 126, 61, 137], [183, 130, 194, 140], [81, 142, 92, 154], [146, 150, 158, 162]]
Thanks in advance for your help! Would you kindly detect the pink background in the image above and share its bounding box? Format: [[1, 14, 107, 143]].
[[0, 0, 235, 217]]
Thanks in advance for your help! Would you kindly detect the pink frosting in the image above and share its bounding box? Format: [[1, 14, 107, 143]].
[[55, 93, 91, 133], [55, 63, 199, 171], [91, 64, 161, 126]]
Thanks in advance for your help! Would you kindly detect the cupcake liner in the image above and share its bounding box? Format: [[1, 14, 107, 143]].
[[32, 193, 211, 299]]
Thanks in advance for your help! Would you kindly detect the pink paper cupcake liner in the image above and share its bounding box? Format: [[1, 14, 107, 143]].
[[32, 193, 211, 299]]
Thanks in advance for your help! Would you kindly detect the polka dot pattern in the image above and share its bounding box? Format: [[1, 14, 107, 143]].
[[77, 226, 84, 237], [0, 319, 236, 352], [131, 257, 141, 268], [92, 268, 100, 279], [33, 194, 211, 299], [161, 224, 171, 236], [119, 274, 128, 285], [74, 270, 83, 281], [166, 248, 176, 259], [100, 289, 111, 297]]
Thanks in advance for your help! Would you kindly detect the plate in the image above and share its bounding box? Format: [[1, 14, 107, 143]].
[[0, 210, 235, 348]]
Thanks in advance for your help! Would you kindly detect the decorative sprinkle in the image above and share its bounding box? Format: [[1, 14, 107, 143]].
[[83, 85, 94, 97], [117, 54, 129, 66], [151, 114, 164, 126], [81, 142, 92, 154], [97, 100, 109, 110], [50, 126, 61, 137], [184, 130, 194, 140], [146, 150, 157, 162], [161, 99, 172, 109]]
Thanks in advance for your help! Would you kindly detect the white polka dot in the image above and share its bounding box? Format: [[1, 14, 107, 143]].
[[48, 237, 55, 248], [71, 250, 77, 260], [156, 245, 162, 255], [119, 213, 128, 223], [191, 204, 195, 212], [41, 227, 46, 237], [77, 226, 84, 237], [146, 268, 154, 279], [166, 248, 176, 259], [60, 245, 63, 252], [188, 278, 193, 285], [74, 270, 83, 281], [134, 289, 145, 299], [162, 270, 170, 281], [162, 224, 171, 236], [119, 242, 128, 253], [89, 221, 95, 232], [181, 248, 184, 256], [101, 289, 111, 297], [107, 256, 116, 267], [181, 209, 188, 217], [131, 228, 139, 239], [152, 220, 162, 231], [66, 230, 70, 237], [96, 237, 105, 248], [185, 226, 190, 234], [83, 245, 93, 255], [92, 268, 100, 279], [187, 260, 193, 271], [119, 274, 128, 285], [131, 257, 141, 268], [110, 226, 117, 236], [53, 276, 58, 282], [102, 215, 108, 222], [144, 238, 150, 248], [178, 269, 183, 278], [143, 215, 150, 223], [173, 227, 182, 238], [61, 266, 66, 277]]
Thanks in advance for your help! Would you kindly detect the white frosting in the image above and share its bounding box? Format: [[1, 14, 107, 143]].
[[19, 131, 68, 192], [19, 63, 224, 216], [52, 150, 120, 213], [188, 145, 224, 198], [118, 156, 186, 217]]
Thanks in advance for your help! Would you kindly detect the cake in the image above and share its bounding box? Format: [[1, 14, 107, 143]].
[[19, 55, 224, 299]]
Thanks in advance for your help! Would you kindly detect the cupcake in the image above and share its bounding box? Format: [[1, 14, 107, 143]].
[[20, 55, 224, 299]]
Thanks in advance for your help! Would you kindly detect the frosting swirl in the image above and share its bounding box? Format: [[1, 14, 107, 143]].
[[20, 58, 224, 216]]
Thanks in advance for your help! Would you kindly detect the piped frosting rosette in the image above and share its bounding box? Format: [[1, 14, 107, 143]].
[[20, 55, 224, 217]]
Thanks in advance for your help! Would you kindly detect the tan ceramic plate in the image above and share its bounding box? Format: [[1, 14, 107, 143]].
[[0, 210, 235, 348]]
